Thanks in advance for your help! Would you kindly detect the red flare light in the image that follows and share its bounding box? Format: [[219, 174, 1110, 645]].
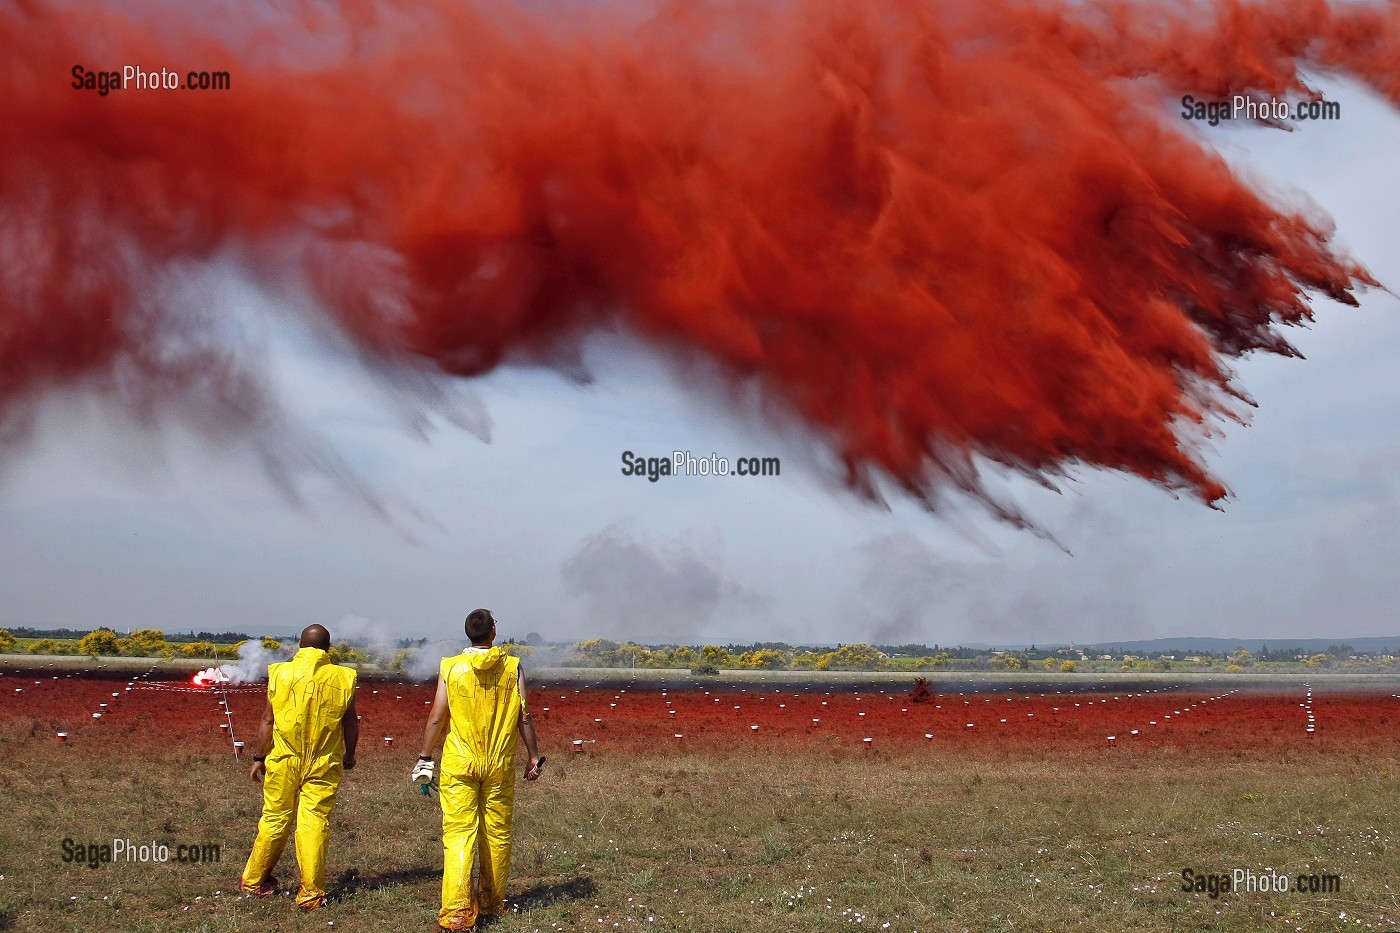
[[192, 668, 229, 687]]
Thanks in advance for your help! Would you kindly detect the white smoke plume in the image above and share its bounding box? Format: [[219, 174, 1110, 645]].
[[330, 614, 462, 682], [218, 637, 294, 684], [214, 615, 536, 684], [403, 639, 463, 681], [193, 666, 231, 685], [511, 642, 580, 670], [215, 616, 390, 684]]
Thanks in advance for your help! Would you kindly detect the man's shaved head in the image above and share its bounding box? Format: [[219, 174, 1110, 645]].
[[300, 624, 331, 650]]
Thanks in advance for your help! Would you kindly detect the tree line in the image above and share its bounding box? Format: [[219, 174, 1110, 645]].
[[2, 628, 1390, 673]]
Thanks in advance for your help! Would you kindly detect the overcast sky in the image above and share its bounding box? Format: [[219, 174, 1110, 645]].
[[2, 74, 1397, 648]]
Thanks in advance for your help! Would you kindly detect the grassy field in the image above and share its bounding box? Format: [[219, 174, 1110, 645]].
[[3, 672, 1398, 932]]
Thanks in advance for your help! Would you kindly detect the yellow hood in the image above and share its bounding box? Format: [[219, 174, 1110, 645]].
[[466, 646, 507, 671]]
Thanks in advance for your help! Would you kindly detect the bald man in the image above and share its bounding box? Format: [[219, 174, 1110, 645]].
[[240, 624, 359, 910]]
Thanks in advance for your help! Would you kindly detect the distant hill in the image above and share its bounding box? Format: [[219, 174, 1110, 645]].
[[1059, 636, 1400, 656]]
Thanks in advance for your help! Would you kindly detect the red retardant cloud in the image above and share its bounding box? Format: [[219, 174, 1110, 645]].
[[2, 0, 1392, 510]]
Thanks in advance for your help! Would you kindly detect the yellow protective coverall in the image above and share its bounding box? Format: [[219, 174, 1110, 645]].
[[241, 647, 357, 908], [438, 647, 524, 930]]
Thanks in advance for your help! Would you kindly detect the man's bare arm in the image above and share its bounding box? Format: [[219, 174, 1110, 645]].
[[249, 699, 274, 781], [418, 675, 449, 759], [342, 695, 359, 770], [517, 666, 541, 779]]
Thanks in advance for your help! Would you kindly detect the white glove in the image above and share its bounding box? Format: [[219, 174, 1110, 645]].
[[411, 758, 435, 785]]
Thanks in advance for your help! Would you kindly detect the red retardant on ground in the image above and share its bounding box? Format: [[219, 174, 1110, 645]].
[[527, 682, 1395, 757], [2, 668, 1396, 761]]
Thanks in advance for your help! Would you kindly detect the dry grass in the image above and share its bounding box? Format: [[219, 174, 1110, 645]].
[[4, 724, 1400, 933]]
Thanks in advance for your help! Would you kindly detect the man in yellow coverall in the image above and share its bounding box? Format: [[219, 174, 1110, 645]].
[[416, 608, 542, 930], [240, 623, 359, 910]]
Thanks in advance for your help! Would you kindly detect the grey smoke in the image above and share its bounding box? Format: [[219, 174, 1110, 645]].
[[851, 532, 971, 646], [849, 511, 1155, 647], [561, 524, 761, 644]]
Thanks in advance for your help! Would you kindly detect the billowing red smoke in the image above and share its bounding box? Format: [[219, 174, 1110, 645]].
[[2, 0, 1394, 509]]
